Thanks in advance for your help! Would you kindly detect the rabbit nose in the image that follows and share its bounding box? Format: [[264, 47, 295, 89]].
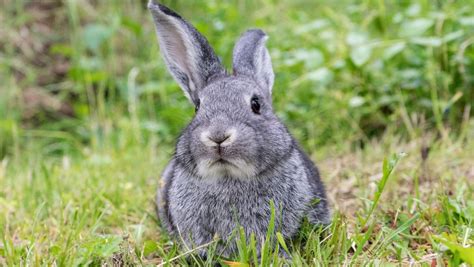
[[200, 128, 237, 148], [209, 134, 230, 145]]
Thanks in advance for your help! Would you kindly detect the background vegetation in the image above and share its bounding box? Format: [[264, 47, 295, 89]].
[[0, 0, 473, 265]]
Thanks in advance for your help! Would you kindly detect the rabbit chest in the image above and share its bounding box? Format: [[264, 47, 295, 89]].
[[167, 159, 313, 241]]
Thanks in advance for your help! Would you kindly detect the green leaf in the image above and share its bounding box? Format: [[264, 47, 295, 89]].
[[350, 222, 376, 266], [383, 42, 406, 59], [350, 45, 372, 67], [237, 226, 249, 263], [349, 96, 365, 107], [384, 213, 420, 244], [363, 153, 405, 228], [406, 3, 421, 16], [346, 31, 368, 46], [143, 240, 158, 256], [79, 235, 122, 259], [434, 235, 474, 265], [400, 18, 433, 37], [442, 30, 464, 43], [276, 232, 289, 254], [410, 37, 442, 47], [306, 68, 333, 85], [459, 16, 474, 26], [261, 200, 277, 266]]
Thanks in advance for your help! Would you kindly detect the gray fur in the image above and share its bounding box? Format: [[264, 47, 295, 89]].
[[148, 0, 225, 105], [149, 1, 330, 257], [233, 29, 275, 93]]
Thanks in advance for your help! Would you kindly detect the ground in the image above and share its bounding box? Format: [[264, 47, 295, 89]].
[[1, 130, 473, 265]]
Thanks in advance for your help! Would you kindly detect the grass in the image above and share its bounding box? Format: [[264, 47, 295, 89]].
[[0, 0, 473, 265], [1, 128, 473, 265]]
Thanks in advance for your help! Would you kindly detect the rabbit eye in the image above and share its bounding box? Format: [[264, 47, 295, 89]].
[[195, 99, 200, 112], [251, 96, 260, 114]]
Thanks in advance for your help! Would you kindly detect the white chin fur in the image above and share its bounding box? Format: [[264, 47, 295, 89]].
[[196, 159, 257, 180]]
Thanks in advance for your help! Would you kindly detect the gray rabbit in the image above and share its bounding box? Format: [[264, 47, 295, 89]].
[[148, 1, 330, 257]]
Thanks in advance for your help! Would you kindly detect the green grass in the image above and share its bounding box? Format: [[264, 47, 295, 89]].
[[0, 0, 473, 265], [1, 129, 473, 265]]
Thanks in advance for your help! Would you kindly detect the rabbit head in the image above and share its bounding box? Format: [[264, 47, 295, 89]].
[[149, 1, 293, 179]]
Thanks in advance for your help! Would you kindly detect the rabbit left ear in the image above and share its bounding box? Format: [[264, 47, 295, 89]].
[[232, 29, 275, 94], [148, 1, 225, 105]]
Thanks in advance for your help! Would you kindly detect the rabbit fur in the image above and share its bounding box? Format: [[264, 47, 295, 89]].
[[148, 0, 330, 257]]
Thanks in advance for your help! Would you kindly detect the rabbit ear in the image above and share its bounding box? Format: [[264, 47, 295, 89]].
[[232, 29, 274, 94], [148, 1, 225, 105]]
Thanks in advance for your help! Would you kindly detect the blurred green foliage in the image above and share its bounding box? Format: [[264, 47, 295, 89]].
[[0, 0, 473, 157]]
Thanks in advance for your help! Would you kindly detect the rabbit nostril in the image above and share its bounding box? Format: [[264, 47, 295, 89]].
[[209, 134, 230, 145], [200, 129, 237, 148]]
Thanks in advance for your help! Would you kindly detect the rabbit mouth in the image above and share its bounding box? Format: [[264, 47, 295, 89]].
[[209, 158, 240, 170], [212, 158, 232, 166]]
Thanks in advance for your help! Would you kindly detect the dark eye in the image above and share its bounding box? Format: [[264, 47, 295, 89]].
[[251, 96, 260, 114], [195, 99, 200, 112]]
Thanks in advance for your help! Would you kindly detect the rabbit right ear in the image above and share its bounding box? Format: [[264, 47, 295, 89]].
[[148, 1, 225, 105]]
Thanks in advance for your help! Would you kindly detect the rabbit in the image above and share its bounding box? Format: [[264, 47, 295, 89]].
[[148, 0, 330, 258]]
